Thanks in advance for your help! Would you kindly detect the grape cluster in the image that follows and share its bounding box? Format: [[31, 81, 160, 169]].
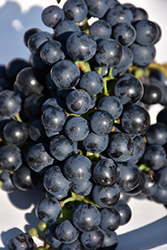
[[0, 0, 167, 249]]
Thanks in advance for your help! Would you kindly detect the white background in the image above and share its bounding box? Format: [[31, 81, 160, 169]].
[[0, 0, 167, 249]]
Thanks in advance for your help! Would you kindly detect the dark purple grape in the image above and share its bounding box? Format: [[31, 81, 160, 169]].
[[112, 45, 133, 77], [0, 144, 22, 172], [12, 165, 38, 191], [95, 39, 123, 67], [26, 143, 54, 172], [117, 161, 141, 192], [23, 27, 42, 47], [64, 116, 89, 141], [15, 67, 44, 97], [50, 59, 80, 89], [61, 239, 84, 250], [63, 154, 92, 183], [113, 201, 132, 225], [79, 71, 104, 96], [113, 23, 136, 46], [130, 43, 156, 67], [101, 230, 118, 249], [142, 144, 166, 171], [100, 207, 121, 231], [36, 197, 62, 224], [54, 19, 80, 46], [0, 90, 22, 117], [80, 227, 104, 250], [27, 31, 53, 55], [41, 106, 68, 136], [83, 132, 109, 154], [89, 20, 112, 40], [28, 118, 46, 142], [85, 0, 116, 18], [141, 83, 164, 104], [40, 40, 65, 65], [8, 233, 36, 250], [0, 171, 16, 192], [66, 89, 91, 115], [150, 187, 167, 204], [130, 7, 148, 21], [66, 31, 97, 61], [145, 122, 167, 145], [63, 0, 88, 23], [107, 132, 135, 162], [50, 134, 75, 161], [23, 94, 46, 120], [93, 158, 120, 186], [97, 95, 123, 120], [114, 73, 144, 105], [45, 224, 62, 248], [106, 5, 133, 27], [72, 179, 93, 196], [43, 165, 72, 196], [133, 20, 158, 45], [55, 219, 79, 244], [3, 120, 28, 145], [120, 104, 150, 135], [72, 203, 101, 232], [92, 184, 120, 208], [41, 5, 65, 28]]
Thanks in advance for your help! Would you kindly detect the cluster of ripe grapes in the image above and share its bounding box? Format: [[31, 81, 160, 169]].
[[0, 0, 167, 249]]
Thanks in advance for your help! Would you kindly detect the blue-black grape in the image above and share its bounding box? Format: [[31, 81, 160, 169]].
[[50, 134, 75, 161], [117, 161, 141, 192], [106, 5, 133, 27], [85, 0, 116, 18], [114, 73, 144, 105], [72, 179, 93, 196], [145, 122, 167, 145], [133, 20, 158, 45], [66, 31, 97, 62], [43, 165, 72, 196], [100, 207, 121, 231], [0, 144, 22, 172], [64, 116, 89, 141], [113, 23, 136, 46], [130, 42, 156, 67], [90, 110, 114, 135], [50, 59, 80, 89], [83, 132, 109, 154], [89, 20, 112, 40], [41, 106, 67, 136], [28, 118, 46, 142], [26, 143, 54, 172], [12, 165, 38, 191], [0, 171, 16, 192], [130, 7, 148, 22], [92, 183, 120, 208], [61, 239, 84, 250], [66, 89, 91, 115], [3, 120, 28, 145], [79, 71, 104, 96], [40, 40, 65, 65], [41, 5, 65, 28], [54, 19, 80, 46], [36, 197, 62, 224], [113, 201, 132, 225], [107, 132, 135, 162], [55, 219, 79, 244], [63, 0, 88, 23], [101, 230, 118, 249], [93, 158, 120, 186], [95, 39, 123, 67], [112, 45, 133, 78], [63, 154, 92, 183], [0, 90, 22, 117], [80, 227, 104, 250], [97, 95, 123, 120], [72, 203, 101, 232], [120, 104, 150, 135], [45, 224, 62, 248], [8, 233, 36, 250], [142, 144, 166, 171]]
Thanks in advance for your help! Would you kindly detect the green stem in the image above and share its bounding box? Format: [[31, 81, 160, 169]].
[[75, 61, 91, 73], [14, 113, 22, 122], [83, 196, 101, 209], [138, 163, 151, 172]]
